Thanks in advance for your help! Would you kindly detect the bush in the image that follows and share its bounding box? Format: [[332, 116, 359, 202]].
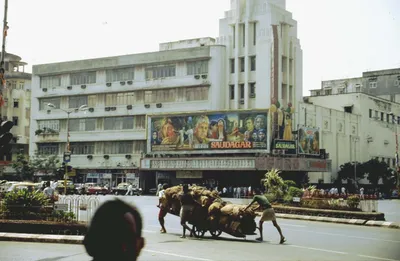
[[288, 187, 304, 198], [284, 180, 297, 188], [265, 193, 277, 203], [347, 195, 361, 209], [283, 194, 293, 204], [4, 190, 49, 212]]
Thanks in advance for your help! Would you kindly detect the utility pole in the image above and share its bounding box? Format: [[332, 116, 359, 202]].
[[0, 0, 8, 90]]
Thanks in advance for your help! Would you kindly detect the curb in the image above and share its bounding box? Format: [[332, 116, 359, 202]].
[[274, 213, 367, 225], [0, 232, 83, 244], [364, 221, 400, 229]]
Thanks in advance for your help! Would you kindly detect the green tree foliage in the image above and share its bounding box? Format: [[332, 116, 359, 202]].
[[11, 153, 35, 181], [337, 162, 366, 186], [364, 159, 393, 188]]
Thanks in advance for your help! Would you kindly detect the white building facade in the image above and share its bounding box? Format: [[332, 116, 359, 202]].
[[30, 0, 310, 189], [304, 93, 400, 184], [0, 53, 31, 178]]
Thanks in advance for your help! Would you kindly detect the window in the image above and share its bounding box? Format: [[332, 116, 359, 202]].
[[398, 116, 400, 125], [395, 80, 399, 87], [240, 57, 245, 72], [13, 99, 19, 108], [369, 82, 377, 88], [230, 59, 235, 73], [106, 67, 135, 82], [70, 142, 95, 155], [104, 117, 134, 130], [356, 86, 361, 92], [338, 88, 344, 94], [325, 89, 332, 95], [187, 60, 208, 75], [135, 115, 146, 129], [37, 143, 59, 155], [104, 141, 133, 154], [145, 65, 176, 79], [381, 112, 384, 121], [240, 84, 245, 99], [387, 114, 390, 123], [242, 23, 245, 47], [70, 71, 96, 85], [369, 109, 372, 118], [69, 118, 96, 132], [390, 94, 395, 102], [39, 98, 61, 110], [38, 120, 60, 131], [253, 23, 257, 45], [12, 116, 18, 126], [393, 158, 396, 167], [229, 85, 235, 100], [375, 111, 379, 119], [69, 95, 88, 108], [185, 87, 209, 101], [250, 56, 256, 71], [249, 83, 256, 98], [133, 140, 146, 153], [155, 89, 176, 103], [344, 106, 352, 114], [41, 75, 61, 89]]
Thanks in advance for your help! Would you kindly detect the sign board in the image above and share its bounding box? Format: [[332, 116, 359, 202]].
[[63, 152, 71, 163], [292, 197, 301, 203], [54, 203, 69, 212], [102, 173, 112, 179], [298, 126, 320, 155], [147, 110, 269, 154], [143, 159, 256, 170], [176, 170, 203, 179], [67, 169, 76, 177], [272, 139, 297, 155]]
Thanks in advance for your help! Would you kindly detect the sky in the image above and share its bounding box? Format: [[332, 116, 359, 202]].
[[2, 0, 400, 95]]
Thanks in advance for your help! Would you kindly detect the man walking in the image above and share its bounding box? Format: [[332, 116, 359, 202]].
[[157, 184, 168, 233], [244, 189, 286, 244], [179, 184, 195, 238], [125, 183, 133, 196]]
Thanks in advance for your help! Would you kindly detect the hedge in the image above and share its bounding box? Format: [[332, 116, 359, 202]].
[[0, 220, 87, 235]]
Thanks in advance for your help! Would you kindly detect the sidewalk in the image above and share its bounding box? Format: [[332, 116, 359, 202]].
[[223, 197, 400, 229]]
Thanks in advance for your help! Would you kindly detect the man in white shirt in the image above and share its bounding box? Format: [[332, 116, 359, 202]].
[[158, 184, 168, 233], [43, 181, 55, 199], [126, 184, 133, 196]]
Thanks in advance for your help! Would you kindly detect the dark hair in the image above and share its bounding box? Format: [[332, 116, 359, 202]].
[[162, 183, 169, 190], [182, 184, 189, 193], [83, 199, 143, 259], [46, 181, 51, 187]]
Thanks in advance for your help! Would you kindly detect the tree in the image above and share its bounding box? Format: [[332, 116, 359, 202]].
[[11, 153, 35, 181], [264, 168, 285, 200], [30, 155, 62, 180], [337, 162, 366, 186], [364, 159, 392, 189]]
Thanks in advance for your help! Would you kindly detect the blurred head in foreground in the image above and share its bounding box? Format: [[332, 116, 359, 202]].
[[83, 199, 145, 261]]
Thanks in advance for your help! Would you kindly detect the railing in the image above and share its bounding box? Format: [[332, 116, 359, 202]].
[[56, 195, 100, 222]]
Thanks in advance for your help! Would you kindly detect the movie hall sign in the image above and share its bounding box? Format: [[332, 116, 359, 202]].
[[141, 158, 256, 170], [273, 139, 297, 155]]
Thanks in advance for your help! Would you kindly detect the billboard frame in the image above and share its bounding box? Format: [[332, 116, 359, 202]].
[[146, 109, 270, 155]]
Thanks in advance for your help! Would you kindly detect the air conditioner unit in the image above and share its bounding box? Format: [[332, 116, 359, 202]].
[[81, 85, 86, 89], [120, 81, 126, 85], [104, 155, 110, 160], [87, 155, 93, 160], [110, 107, 116, 111], [127, 105, 133, 110], [201, 74, 207, 79], [67, 86, 72, 90], [249, 93, 256, 98], [127, 81, 133, 85], [106, 82, 112, 87], [42, 88, 47, 92], [105, 107, 111, 111], [125, 155, 132, 159], [240, 99, 244, 105], [144, 104, 150, 108], [89, 107, 94, 112], [156, 103, 162, 108], [194, 75, 200, 79]]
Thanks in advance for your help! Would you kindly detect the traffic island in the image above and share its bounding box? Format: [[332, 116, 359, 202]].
[[0, 219, 87, 235]]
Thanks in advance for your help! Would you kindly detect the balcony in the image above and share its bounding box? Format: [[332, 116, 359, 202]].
[[67, 154, 141, 169]]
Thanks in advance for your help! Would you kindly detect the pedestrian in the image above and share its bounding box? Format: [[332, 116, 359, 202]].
[[126, 183, 133, 196], [244, 189, 286, 243], [83, 199, 145, 261], [43, 181, 55, 199], [156, 183, 163, 196], [360, 187, 364, 199], [179, 184, 195, 238], [158, 184, 169, 233]]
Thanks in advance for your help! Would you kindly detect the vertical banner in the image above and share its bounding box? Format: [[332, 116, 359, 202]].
[[297, 126, 320, 155]]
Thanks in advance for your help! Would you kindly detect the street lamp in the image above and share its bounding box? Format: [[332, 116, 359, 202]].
[[47, 103, 88, 195], [352, 136, 360, 191]]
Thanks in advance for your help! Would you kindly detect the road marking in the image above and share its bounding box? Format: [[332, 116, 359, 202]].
[[358, 255, 400, 261], [288, 244, 347, 255], [284, 228, 400, 243], [145, 249, 214, 261], [143, 229, 156, 233]]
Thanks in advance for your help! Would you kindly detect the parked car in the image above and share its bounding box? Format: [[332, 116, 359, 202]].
[[86, 184, 110, 195], [55, 180, 75, 194], [111, 183, 142, 196], [7, 182, 37, 192]]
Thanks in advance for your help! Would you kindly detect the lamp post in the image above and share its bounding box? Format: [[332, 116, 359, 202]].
[[352, 136, 360, 191], [47, 103, 88, 195], [389, 112, 400, 191]]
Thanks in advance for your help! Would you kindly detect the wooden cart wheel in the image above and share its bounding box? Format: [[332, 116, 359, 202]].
[[210, 229, 222, 238], [192, 226, 206, 238]]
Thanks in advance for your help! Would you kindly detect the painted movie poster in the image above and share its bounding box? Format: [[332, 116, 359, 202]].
[[297, 126, 320, 155], [149, 111, 268, 152]]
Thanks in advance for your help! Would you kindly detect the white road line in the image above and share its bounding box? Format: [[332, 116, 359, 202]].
[[144, 249, 214, 261], [288, 244, 347, 255], [284, 228, 400, 243], [358, 255, 400, 261]]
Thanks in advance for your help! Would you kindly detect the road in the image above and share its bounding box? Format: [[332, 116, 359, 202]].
[[1, 196, 400, 261]]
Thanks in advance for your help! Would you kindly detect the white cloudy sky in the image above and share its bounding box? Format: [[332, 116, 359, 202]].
[[3, 0, 400, 95]]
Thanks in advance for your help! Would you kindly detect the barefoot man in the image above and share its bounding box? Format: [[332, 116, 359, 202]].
[[244, 189, 286, 243]]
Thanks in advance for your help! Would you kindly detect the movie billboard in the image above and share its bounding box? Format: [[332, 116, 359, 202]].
[[297, 126, 320, 155], [148, 111, 268, 153]]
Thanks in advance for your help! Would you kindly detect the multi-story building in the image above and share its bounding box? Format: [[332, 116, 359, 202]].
[[0, 52, 31, 179], [310, 67, 400, 103], [30, 0, 325, 190], [304, 92, 400, 184]]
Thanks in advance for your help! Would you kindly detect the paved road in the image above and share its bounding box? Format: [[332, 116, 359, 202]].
[[1, 196, 400, 261]]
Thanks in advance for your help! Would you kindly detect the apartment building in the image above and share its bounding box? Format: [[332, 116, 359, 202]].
[[310, 67, 400, 103], [30, 0, 313, 189], [0, 52, 31, 179]]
